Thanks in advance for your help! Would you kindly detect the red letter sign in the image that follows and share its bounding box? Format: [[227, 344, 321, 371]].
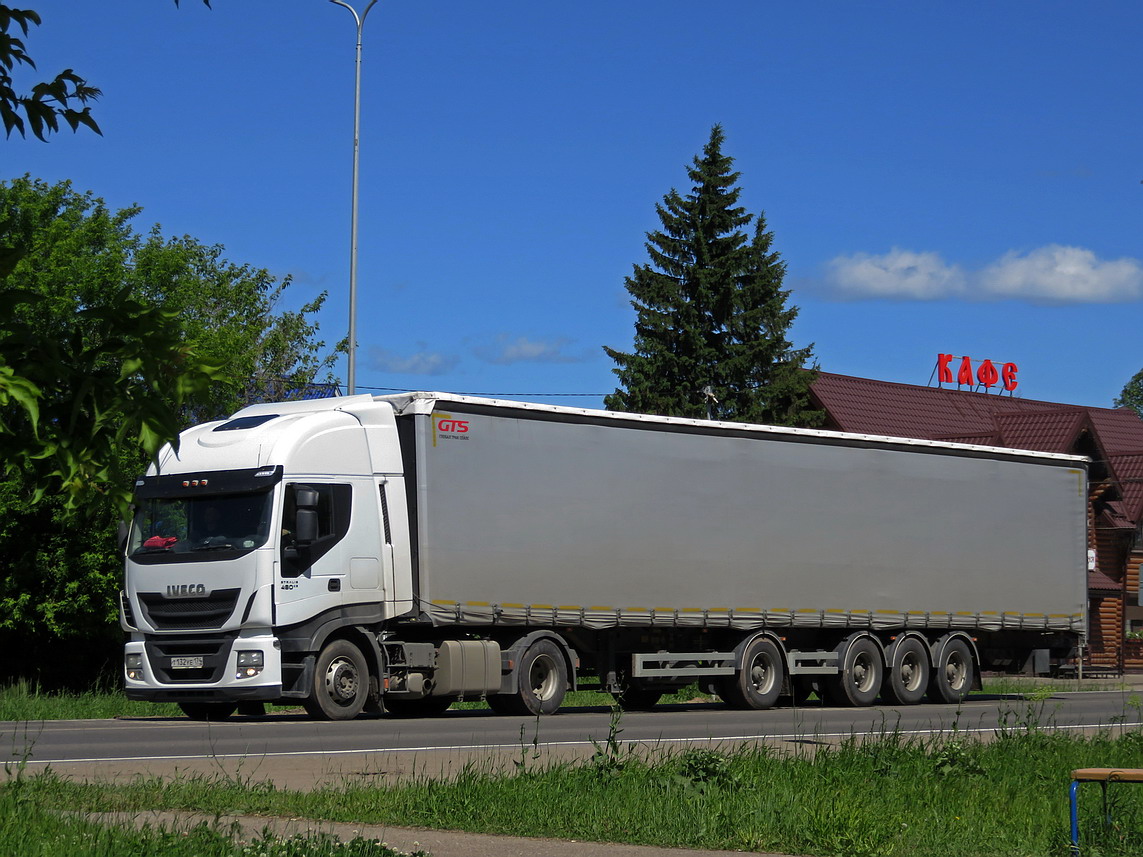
[[937, 354, 954, 384], [1002, 363, 1018, 392], [957, 356, 974, 386], [935, 354, 1019, 394]]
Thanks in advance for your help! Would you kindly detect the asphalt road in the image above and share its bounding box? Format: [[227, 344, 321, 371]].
[[5, 691, 1143, 789]]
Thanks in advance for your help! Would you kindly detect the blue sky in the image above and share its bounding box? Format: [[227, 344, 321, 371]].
[[7, 1, 1142, 410]]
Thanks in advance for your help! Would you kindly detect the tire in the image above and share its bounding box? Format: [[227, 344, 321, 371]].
[[823, 637, 883, 707], [384, 695, 455, 718], [179, 702, 236, 721], [303, 639, 369, 721], [491, 639, 569, 716], [927, 637, 974, 704], [717, 636, 784, 710], [882, 636, 931, 706], [612, 685, 663, 711]]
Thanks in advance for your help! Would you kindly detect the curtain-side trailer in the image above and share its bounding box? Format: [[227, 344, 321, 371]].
[[122, 392, 1088, 720]]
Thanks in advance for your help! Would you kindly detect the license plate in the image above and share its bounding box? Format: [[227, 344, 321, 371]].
[[170, 656, 204, 669]]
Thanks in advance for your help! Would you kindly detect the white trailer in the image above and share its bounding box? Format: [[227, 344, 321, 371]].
[[122, 392, 1088, 720]]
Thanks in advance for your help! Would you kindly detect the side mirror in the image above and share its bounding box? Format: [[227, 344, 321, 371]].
[[295, 508, 318, 544], [292, 486, 320, 545], [117, 520, 130, 553]]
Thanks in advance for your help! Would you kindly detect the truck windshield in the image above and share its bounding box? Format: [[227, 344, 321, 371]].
[[128, 491, 275, 560]]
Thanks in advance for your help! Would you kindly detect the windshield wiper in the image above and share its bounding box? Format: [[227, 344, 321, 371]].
[[190, 542, 237, 552]]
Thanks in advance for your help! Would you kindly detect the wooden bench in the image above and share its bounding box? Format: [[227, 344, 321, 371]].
[[1069, 768, 1143, 855]]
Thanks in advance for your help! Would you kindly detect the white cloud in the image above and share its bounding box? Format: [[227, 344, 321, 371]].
[[826, 244, 1143, 303], [369, 347, 459, 376], [475, 335, 587, 365], [827, 248, 967, 299], [978, 245, 1143, 302]]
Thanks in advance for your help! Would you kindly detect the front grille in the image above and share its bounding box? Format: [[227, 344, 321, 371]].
[[139, 588, 240, 631], [145, 637, 233, 684]]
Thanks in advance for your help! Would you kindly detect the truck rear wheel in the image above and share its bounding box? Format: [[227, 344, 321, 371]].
[[303, 639, 369, 721], [488, 639, 568, 715], [927, 637, 974, 704], [718, 637, 784, 710], [823, 637, 883, 707], [882, 636, 930, 706]]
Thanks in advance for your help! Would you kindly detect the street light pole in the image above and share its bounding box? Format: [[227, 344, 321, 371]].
[[329, 0, 378, 396]]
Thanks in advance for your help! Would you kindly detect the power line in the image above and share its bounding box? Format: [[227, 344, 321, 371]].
[[353, 384, 608, 398]]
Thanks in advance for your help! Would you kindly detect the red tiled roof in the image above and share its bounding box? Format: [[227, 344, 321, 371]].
[[810, 371, 1143, 524], [994, 410, 1088, 453], [1108, 453, 1143, 524], [1088, 568, 1123, 592], [811, 372, 1078, 439]]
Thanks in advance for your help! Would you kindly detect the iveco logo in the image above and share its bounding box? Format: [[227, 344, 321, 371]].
[[166, 583, 207, 598]]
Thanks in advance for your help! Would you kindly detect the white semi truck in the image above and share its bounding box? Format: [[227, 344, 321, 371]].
[[122, 392, 1088, 720]]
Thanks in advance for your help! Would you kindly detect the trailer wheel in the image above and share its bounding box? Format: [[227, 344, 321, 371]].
[[882, 637, 930, 706], [303, 639, 369, 721], [718, 637, 784, 710], [384, 696, 455, 718], [823, 637, 883, 707], [179, 702, 236, 721], [927, 637, 974, 704]]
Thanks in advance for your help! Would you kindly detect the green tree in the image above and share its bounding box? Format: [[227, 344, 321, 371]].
[[603, 125, 821, 426], [1, 1, 211, 141], [0, 176, 338, 672], [0, 6, 101, 139], [1114, 370, 1143, 414]]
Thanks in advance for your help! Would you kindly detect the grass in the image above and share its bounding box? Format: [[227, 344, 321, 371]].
[[0, 680, 183, 722], [7, 715, 1143, 856]]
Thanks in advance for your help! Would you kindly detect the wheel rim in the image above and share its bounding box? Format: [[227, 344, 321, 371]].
[[529, 654, 559, 701], [945, 650, 968, 692], [324, 656, 360, 704], [900, 650, 924, 692], [851, 650, 877, 693], [748, 652, 776, 696]]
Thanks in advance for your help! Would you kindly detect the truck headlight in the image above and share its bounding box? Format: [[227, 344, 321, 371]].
[[236, 649, 264, 678], [125, 653, 144, 681]]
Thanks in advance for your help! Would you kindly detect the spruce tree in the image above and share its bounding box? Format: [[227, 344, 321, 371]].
[[603, 125, 821, 426]]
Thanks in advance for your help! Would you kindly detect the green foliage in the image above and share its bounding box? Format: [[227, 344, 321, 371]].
[[604, 125, 822, 426], [0, 176, 338, 663], [1114, 369, 1143, 415], [0, 6, 102, 140]]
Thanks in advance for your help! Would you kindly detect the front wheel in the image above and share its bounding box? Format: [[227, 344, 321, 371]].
[[303, 639, 369, 721], [717, 636, 784, 710]]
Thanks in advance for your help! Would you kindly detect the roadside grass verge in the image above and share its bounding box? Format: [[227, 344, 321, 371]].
[[0, 783, 415, 856], [9, 723, 1143, 856], [0, 680, 183, 721]]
